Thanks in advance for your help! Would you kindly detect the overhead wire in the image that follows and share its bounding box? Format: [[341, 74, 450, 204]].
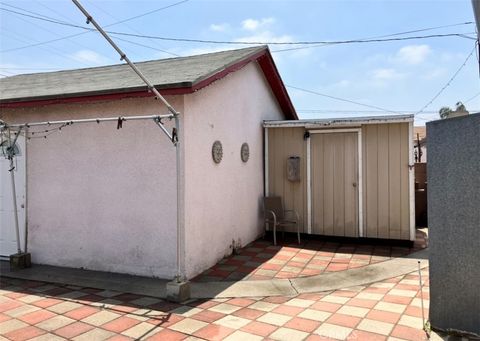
[[286, 85, 399, 114], [414, 43, 477, 115], [0, 1, 188, 55], [0, 7, 475, 52]]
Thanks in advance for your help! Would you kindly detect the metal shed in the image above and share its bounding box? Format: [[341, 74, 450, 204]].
[[264, 114, 415, 241]]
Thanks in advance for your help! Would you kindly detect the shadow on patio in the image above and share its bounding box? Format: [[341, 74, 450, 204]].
[[192, 229, 428, 282]]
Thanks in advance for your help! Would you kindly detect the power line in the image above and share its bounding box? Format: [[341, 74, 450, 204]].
[[0, 1, 188, 55], [0, 7, 475, 50], [286, 85, 399, 114], [464, 91, 480, 103], [415, 43, 477, 115], [273, 22, 475, 53]]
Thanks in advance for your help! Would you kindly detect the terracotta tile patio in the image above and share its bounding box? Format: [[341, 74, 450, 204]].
[[0, 268, 431, 340], [193, 230, 428, 282]]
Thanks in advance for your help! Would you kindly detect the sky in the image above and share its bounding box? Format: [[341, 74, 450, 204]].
[[0, 0, 478, 125]]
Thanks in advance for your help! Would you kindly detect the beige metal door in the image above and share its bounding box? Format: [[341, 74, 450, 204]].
[[311, 132, 358, 237]]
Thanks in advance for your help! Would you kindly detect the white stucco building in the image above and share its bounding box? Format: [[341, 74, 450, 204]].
[[0, 46, 297, 280]]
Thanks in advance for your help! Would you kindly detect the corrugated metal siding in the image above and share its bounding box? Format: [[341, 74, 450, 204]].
[[267, 122, 411, 240]]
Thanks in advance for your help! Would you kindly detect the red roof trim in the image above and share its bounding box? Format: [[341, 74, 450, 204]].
[[0, 48, 297, 120]]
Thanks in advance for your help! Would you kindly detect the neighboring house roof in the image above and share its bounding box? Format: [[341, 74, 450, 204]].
[[0, 46, 297, 119]]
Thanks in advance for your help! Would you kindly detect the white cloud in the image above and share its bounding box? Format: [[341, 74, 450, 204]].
[[395, 44, 431, 65], [241, 17, 275, 31], [209, 23, 229, 32], [371, 68, 407, 81], [71, 50, 109, 65], [235, 31, 293, 44]]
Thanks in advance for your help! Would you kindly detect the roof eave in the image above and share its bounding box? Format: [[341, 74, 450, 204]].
[[0, 47, 298, 120]]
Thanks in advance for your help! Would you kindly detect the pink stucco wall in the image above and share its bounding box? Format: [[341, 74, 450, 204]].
[[2, 96, 182, 278], [183, 62, 284, 279], [1, 60, 287, 280]]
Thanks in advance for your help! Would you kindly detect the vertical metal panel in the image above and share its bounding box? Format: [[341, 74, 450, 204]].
[[267, 127, 307, 232], [388, 124, 402, 239], [344, 132, 358, 237], [400, 123, 410, 239], [364, 125, 378, 238], [362, 122, 411, 240], [376, 124, 390, 238]]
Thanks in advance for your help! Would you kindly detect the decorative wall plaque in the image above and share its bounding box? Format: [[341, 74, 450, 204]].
[[241, 143, 249, 162], [212, 140, 223, 163]]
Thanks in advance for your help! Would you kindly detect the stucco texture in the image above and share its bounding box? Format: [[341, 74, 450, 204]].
[[427, 113, 480, 335], [183, 62, 284, 279], [2, 96, 182, 278]]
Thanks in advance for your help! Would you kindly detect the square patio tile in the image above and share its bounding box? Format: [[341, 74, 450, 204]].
[[285, 298, 314, 308], [47, 301, 83, 314], [374, 301, 407, 314], [4, 304, 40, 317], [208, 303, 241, 314], [169, 317, 208, 334], [36, 315, 75, 331], [169, 306, 203, 317], [297, 309, 331, 322], [284, 317, 321, 332], [214, 315, 251, 329], [257, 312, 292, 326], [269, 327, 309, 340], [249, 301, 279, 312], [336, 305, 369, 317], [53, 321, 94, 339], [314, 322, 352, 339], [81, 310, 121, 326], [193, 324, 235, 341], [241, 320, 278, 337], [398, 315, 424, 329], [121, 321, 159, 339], [223, 330, 264, 341], [321, 295, 350, 304], [4, 325, 46, 341], [0, 319, 29, 334], [357, 318, 394, 335], [71, 327, 115, 341]]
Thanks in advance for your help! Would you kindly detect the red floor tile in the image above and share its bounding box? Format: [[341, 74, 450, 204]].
[[18, 309, 56, 324], [191, 309, 226, 323], [241, 321, 278, 337], [5, 325, 46, 341], [194, 324, 235, 341], [347, 330, 387, 341], [272, 305, 305, 317], [391, 325, 428, 340], [54, 321, 94, 339], [284, 317, 321, 332], [102, 316, 141, 333], [32, 298, 64, 308], [366, 309, 401, 324], [232, 307, 265, 320], [327, 313, 362, 328], [310, 301, 342, 312], [64, 306, 100, 320], [227, 298, 255, 307], [146, 329, 187, 341]]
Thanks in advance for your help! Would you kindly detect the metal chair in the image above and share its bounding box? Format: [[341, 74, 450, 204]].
[[264, 196, 301, 245]]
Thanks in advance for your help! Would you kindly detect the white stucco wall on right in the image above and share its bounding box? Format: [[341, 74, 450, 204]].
[[182, 61, 286, 279]]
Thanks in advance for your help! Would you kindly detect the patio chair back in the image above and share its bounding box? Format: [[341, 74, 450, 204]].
[[264, 196, 284, 220]]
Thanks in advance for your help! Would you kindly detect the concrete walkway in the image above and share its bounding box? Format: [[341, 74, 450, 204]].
[[1, 249, 429, 300]]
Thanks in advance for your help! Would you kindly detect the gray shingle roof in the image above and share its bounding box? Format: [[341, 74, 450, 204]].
[[0, 46, 266, 103]]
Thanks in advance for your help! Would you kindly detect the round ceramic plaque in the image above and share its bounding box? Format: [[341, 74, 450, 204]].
[[212, 140, 223, 163], [241, 143, 249, 162]]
